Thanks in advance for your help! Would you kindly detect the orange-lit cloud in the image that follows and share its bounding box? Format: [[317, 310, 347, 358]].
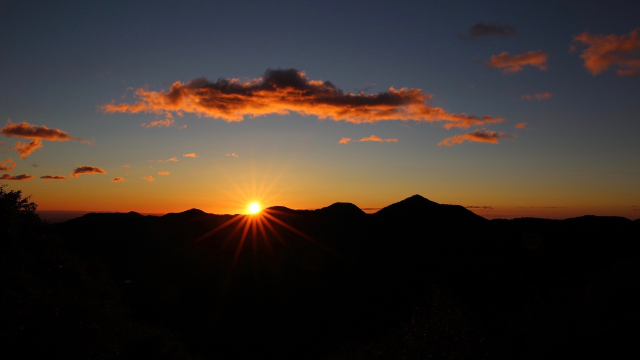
[[141, 118, 187, 129], [521, 92, 552, 100], [514, 122, 528, 129], [40, 175, 68, 181], [165, 157, 178, 162], [122, 165, 131, 168], [71, 165, 106, 178], [111, 177, 125, 182], [158, 171, 169, 175], [486, 50, 548, 73], [438, 129, 514, 146], [101, 69, 504, 129], [142, 175, 154, 182], [460, 23, 517, 40], [572, 28, 640, 76], [5, 140, 44, 159], [1, 174, 33, 181], [359, 135, 398, 143], [339, 137, 351, 144], [0, 158, 16, 172], [226, 153, 238, 157], [1, 120, 90, 143], [183, 153, 198, 158]]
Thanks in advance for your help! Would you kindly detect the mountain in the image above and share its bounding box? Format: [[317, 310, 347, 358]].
[[39, 195, 640, 359]]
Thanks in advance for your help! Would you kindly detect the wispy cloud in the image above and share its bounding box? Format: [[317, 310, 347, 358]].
[[438, 129, 514, 146], [486, 50, 548, 73], [572, 28, 640, 76], [183, 153, 198, 158], [1, 174, 33, 181], [122, 165, 131, 168], [101, 68, 504, 129], [359, 135, 398, 143], [521, 92, 552, 100], [165, 157, 178, 162], [514, 122, 528, 129], [226, 153, 239, 157], [339, 137, 351, 144], [142, 175, 154, 182], [459, 23, 517, 40], [0, 158, 16, 172], [71, 165, 106, 178], [40, 175, 69, 181], [141, 118, 186, 129], [5, 140, 44, 159], [465, 205, 493, 210], [1, 120, 91, 158], [158, 171, 169, 175], [111, 177, 125, 182]]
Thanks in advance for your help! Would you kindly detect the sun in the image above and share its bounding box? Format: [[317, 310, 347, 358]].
[[248, 202, 260, 214]]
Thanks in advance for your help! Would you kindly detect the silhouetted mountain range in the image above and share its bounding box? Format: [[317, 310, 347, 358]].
[[5, 194, 640, 359]]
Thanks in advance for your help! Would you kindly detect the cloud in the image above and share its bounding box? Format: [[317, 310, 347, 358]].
[[142, 175, 154, 182], [460, 23, 517, 40], [465, 205, 493, 210], [339, 137, 351, 144], [486, 50, 548, 73], [0, 140, 4, 147], [5, 140, 44, 159], [359, 135, 398, 143], [438, 129, 514, 146], [521, 92, 552, 100], [183, 153, 198, 158], [226, 153, 238, 157], [1, 174, 33, 181], [122, 165, 131, 168], [1, 120, 90, 143], [71, 165, 106, 178], [632, 206, 639, 211], [165, 157, 178, 162], [158, 171, 169, 175], [514, 122, 528, 129], [111, 177, 125, 182], [141, 118, 187, 129], [40, 175, 69, 181], [31, 162, 39, 167], [572, 28, 640, 76], [101, 68, 504, 129], [0, 158, 16, 172]]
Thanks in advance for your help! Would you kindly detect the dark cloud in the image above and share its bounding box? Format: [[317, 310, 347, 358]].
[[1, 174, 33, 181], [101, 68, 504, 130], [460, 23, 517, 40], [40, 175, 69, 181], [71, 165, 106, 178], [111, 177, 125, 182], [465, 205, 494, 210], [438, 129, 515, 146]]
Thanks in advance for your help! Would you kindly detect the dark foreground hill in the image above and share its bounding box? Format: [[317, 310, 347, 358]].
[[3, 192, 640, 359]]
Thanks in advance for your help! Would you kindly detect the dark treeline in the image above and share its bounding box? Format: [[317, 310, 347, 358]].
[[2, 187, 640, 359]]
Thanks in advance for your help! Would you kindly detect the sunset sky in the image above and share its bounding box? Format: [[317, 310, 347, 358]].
[[1, 0, 639, 219]]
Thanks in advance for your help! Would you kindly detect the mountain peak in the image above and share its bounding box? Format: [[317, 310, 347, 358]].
[[315, 202, 365, 217]]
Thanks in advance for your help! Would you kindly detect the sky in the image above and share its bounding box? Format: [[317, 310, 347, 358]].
[[1, 0, 639, 219]]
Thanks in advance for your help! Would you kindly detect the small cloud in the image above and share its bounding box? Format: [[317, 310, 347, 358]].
[[0, 140, 5, 147], [31, 162, 39, 167], [1, 120, 91, 143], [141, 118, 186, 129], [226, 153, 239, 157], [486, 50, 548, 73], [5, 140, 43, 159], [632, 206, 639, 211], [183, 153, 198, 158], [0, 158, 16, 172], [438, 129, 515, 146], [71, 165, 106, 178], [40, 175, 69, 181], [572, 28, 640, 76], [142, 175, 154, 182], [165, 157, 178, 162], [514, 122, 528, 129], [122, 165, 131, 168], [459, 23, 517, 40], [465, 205, 493, 210], [339, 137, 351, 144], [158, 171, 169, 175], [111, 177, 125, 182], [0, 174, 33, 181], [359, 135, 398, 143], [522, 92, 552, 100]]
